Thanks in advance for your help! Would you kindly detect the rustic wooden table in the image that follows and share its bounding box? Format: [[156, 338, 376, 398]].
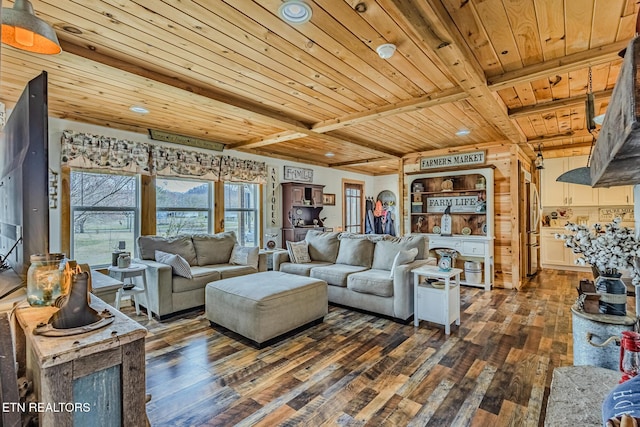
[[13, 297, 147, 426]]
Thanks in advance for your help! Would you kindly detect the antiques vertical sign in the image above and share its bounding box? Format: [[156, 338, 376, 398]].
[[267, 165, 279, 227]]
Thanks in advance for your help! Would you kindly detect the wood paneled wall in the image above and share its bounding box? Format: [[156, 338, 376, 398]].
[[403, 141, 523, 289]]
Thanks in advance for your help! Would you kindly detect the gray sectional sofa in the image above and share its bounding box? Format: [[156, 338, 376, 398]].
[[136, 231, 266, 320], [273, 231, 436, 321]]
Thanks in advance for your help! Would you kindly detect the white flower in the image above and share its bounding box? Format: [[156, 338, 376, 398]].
[[555, 217, 640, 285]]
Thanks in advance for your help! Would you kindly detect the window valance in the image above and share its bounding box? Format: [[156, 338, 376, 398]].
[[61, 130, 267, 184]]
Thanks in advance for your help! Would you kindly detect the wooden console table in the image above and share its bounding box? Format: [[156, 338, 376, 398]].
[[13, 297, 147, 426]]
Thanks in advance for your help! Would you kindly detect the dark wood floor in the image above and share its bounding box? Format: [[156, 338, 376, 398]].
[[122, 268, 584, 426]]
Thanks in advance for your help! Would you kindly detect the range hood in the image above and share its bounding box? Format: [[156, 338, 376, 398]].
[[589, 35, 640, 188]]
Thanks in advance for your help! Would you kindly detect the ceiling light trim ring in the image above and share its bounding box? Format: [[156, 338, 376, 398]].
[[278, 1, 313, 24]]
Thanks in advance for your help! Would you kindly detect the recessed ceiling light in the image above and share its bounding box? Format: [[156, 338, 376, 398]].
[[325, 152, 335, 157], [455, 129, 471, 137], [278, 1, 312, 24], [594, 114, 605, 125], [129, 105, 149, 114]]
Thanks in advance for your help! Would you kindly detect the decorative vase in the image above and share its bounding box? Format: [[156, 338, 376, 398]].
[[26, 253, 66, 306], [595, 271, 627, 316]]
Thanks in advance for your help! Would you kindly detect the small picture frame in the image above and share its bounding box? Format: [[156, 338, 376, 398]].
[[323, 193, 336, 205]]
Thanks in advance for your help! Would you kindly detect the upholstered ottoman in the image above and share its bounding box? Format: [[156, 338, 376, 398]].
[[205, 271, 328, 346]]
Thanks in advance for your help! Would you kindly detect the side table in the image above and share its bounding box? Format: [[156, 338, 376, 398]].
[[260, 249, 281, 271], [108, 263, 151, 320], [90, 269, 123, 306], [412, 266, 462, 335]]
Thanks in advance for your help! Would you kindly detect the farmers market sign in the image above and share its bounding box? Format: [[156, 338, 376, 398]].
[[420, 151, 485, 170]]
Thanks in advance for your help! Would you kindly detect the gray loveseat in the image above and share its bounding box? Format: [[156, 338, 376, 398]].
[[136, 231, 266, 320], [273, 231, 435, 321]]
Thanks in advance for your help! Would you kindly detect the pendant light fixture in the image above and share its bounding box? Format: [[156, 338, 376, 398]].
[[1, 0, 62, 55], [534, 144, 544, 170], [556, 67, 597, 186]]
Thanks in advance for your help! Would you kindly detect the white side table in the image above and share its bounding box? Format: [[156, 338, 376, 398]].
[[108, 263, 151, 320], [412, 266, 462, 334]]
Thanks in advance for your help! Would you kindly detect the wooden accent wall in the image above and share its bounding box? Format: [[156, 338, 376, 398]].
[[404, 141, 522, 289]]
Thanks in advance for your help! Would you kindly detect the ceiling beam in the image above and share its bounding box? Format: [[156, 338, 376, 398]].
[[539, 141, 595, 153], [527, 130, 595, 145], [382, 0, 525, 144], [508, 89, 613, 118], [328, 157, 389, 167], [226, 131, 306, 150], [487, 41, 628, 91]]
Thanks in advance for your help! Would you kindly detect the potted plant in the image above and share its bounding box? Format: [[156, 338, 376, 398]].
[[555, 217, 640, 315]]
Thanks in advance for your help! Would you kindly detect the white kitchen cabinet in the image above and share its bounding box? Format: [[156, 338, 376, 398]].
[[542, 156, 608, 206], [541, 158, 567, 206], [598, 186, 634, 205], [566, 157, 599, 205], [540, 228, 591, 270], [541, 230, 569, 265]]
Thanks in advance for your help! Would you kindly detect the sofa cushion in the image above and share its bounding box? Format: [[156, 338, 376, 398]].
[[229, 244, 259, 269], [280, 261, 332, 276], [310, 264, 369, 287], [371, 236, 426, 271], [347, 269, 394, 297], [286, 240, 311, 264], [335, 237, 375, 268], [389, 248, 418, 279], [192, 232, 237, 266], [205, 264, 258, 279], [155, 250, 193, 279], [172, 267, 221, 293], [305, 230, 341, 263], [138, 234, 198, 266]]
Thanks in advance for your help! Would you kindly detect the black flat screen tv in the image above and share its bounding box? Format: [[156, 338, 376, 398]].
[[0, 71, 50, 277]]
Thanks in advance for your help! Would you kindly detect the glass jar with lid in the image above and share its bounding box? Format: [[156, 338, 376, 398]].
[[26, 253, 66, 306]]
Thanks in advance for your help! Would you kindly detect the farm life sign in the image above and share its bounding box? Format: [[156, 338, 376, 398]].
[[426, 195, 479, 213], [420, 151, 485, 170]]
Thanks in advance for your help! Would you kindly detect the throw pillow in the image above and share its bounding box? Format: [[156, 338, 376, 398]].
[[389, 248, 419, 279], [229, 244, 259, 270], [602, 374, 640, 424], [155, 250, 193, 279], [286, 240, 311, 264]]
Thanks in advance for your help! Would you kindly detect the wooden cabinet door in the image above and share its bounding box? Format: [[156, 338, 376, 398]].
[[291, 186, 305, 205], [311, 187, 323, 206], [541, 158, 567, 206]]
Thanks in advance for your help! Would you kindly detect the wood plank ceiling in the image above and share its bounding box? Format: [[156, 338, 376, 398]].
[[0, 0, 637, 174]]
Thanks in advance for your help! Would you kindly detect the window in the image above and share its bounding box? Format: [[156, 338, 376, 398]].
[[70, 171, 139, 266], [224, 183, 259, 246], [156, 178, 212, 236], [344, 182, 363, 233]]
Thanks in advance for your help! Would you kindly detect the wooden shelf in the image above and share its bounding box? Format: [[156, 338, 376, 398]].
[[410, 212, 486, 215], [412, 188, 485, 195]]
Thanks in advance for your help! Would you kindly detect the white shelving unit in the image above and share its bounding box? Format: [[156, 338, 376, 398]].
[[406, 167, 495, 290]]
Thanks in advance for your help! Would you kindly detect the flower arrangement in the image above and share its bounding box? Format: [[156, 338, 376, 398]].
[[555, 217, 640, 285]]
